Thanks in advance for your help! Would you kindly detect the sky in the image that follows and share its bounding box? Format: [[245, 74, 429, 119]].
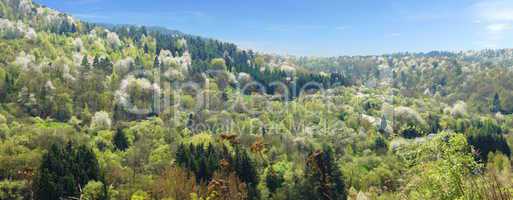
[[34, 0, 513, 56]]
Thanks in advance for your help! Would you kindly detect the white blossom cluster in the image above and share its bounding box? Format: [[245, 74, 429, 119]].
[[61, 64, 75, 82], [0, 18, 36, 40], [444, 101, 467, 118], [72, 52, 85, 66], [5, 0, 32, 18], [14, 51, 38, 71], [226, 72, 237, 84], [89, 29, 97, 38], [393, 106, 426, 127], [279, 63, 296, 73], [106, 30, 122, 48], [115, 75, 161, 106], [44, 80, 55, 91], [158, 49, 191, 81], [114, 57, 135, 76], [237, 72, 251, 83], [34, 6, 72, 30], [90, 111, 112, 130], [159, 49, 190, 70], [72, 37, 84, 52]]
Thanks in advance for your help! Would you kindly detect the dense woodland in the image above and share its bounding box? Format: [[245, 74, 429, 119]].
[[1, 0, 513, 199]]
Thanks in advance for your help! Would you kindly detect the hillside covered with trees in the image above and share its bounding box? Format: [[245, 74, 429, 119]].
[[0, 0, 513, 199]]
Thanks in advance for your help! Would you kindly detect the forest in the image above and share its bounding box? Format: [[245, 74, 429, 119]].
[[0, 0, 513, 199]]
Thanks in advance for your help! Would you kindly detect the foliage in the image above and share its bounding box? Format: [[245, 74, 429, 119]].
[[0, 1, 513, 199], [34, 142, 102, 200]]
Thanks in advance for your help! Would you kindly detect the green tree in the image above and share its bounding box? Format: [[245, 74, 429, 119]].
[[379, 114, 387, 134], [265, 165, 284, 196], [113, 128, 129, 151], [400, 132, 481, 199], [300, 145, 346, 200], [34, 143, 102, 200], [0, 180, 27, 200], [82, 180, 107, 200], [53, 93, 73, 122], [467, 130, 511, 162], [233, 147, 259, 199], [492, 92, 500, 113], [0, 67, 5, 99], [210, 58, 227, 71]]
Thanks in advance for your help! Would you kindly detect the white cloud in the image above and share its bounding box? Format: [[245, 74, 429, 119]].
[[486, 23, 512, 32], [474, 0, 513, 22], [472, 0, 513, 48]]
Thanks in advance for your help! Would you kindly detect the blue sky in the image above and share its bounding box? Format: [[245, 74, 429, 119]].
[[35, 0, 513, 56]]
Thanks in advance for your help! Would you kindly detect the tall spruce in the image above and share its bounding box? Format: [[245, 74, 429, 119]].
[[35, 143, 103, 200], [113, 128, 129, 151], [300, 145, 346, 200], [492, 92, 501, 113]]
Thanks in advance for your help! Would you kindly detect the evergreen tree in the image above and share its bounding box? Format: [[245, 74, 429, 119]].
[[73, 145, 100, 186], [70, 23, 77, 33], [175, 143, 187, 166], [93, 55, 100, 69], [113, 128, 129, 151], [144, 43, 149, 54], [467, 130, 511, 162], [265, 166, 284, 196], [492, 92, 501, 113], [233, 148, 259, 199], [153, 56, 160, 69], [300, 145, 346, 200], [35, 143, 103, 200], [379, 114, 387, 134], [35, 144, 67, 200], [134, 56, 143, 70]]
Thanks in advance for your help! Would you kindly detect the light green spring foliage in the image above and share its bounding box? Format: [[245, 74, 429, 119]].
[[131, 190, 150, 200], [0, 180, 26, 200], [210, 58, 227, 71], [82, 180, 105, 200], [0, 0, 513, 200], [399, 132, 480, 199]]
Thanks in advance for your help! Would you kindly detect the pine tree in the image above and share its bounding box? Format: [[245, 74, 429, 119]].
[[73, 145, 100, 186], [234, 148, 259, 199], [134, 56, 143, 70], [175, 143, 187, 166], [35, 144, 68, 200], [113, 128, 129, 151], [144, 43, 149, 54], [93, 55, 100, 69], [35, 143, 102, 200], [80, 105, 92, 125], [301, 145, 346, 200], [153, 55, 160, 69], [379, 114, 387, 134], [467, 131, 511, 162], [265, 166, 284, 195], [492, 92, 501, 113], [70, 23, 77, 33]]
